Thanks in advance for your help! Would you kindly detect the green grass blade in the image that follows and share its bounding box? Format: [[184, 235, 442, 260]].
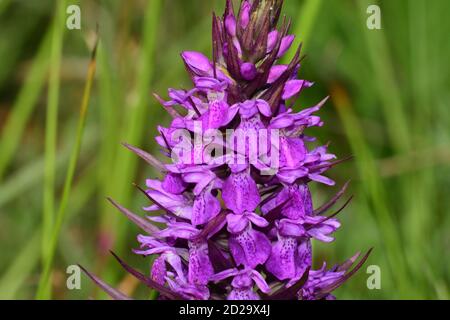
[[0, 31, 51, 180], [283, 0, 323, 63], [332, 84, 414, 298], [356, 0, 410, 153], [40, 0, 67, 298], [36, 34, 97, 299], [0, 232, 40, 299], [104, 0, 162, 256], [0, 126, 97, 208]]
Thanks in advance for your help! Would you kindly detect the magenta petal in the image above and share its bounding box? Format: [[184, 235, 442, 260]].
[[221, 105, 240, 126], [238, 100, 259, 119], [222, 172, 260, 214], [192, 189, 221, 226], [277, 35, 295, 58], [287, 240, 312, 287], [228, 288, 260, 300], [278, 219, 306, 237], [225, 14, 237, 36], [210, 268, 240, 282], [226, 213, 249, 234], [268, 65, 288, 83], [188, 240, 214, 285], [282, 79, 304, 100], [162, 173, 187, 194], [202, 100, 229, 130], [269, 113, 295, 129], [246, 212, 269, 228], [307, 218, 340, 242], [239, 1, 251, 28], [151, 256, 167, 285], [267, 30, 279, 53], [194, 77, 227, 91], [250, 270, 271, 293], [240, 62, 257, 81], [262, 184, 313, 220], [266, 235, 297, 280], [181, 51, 212, 75], [229, 227, 271, 268], [276, 167, 308, 184], [279, 136, 307, 168], [308, 173, 336, 186], [256, 100, 272, 117]]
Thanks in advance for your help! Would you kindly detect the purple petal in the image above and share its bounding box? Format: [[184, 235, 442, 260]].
[[279, 136, 307, 168], [267, 30, 279, 53], [225, 14, 237, 36], [231, 273, 253, 288], [150, 256, 167, 285], [162, 173, 187, 194], [221, 104, 240, 126], [228, 288, 260, 300], [277, 35, 295, 58], [307, 218, 340, 242], [269, 113, 295, 129], [308, 173, 336, 186], [222, 171, 260, 214], [210, 268, 240, 282], [250, 270, 271, 293], [181, 51, 212, 75], [165, 277, 210, 300], [229, 227, 271, 268], [188, 240, 214, 285], [202, 100, 229, 130], [268, 65, 288, 84], [276, 167, 308, 184], [265, 235, 298, 280], [226, 213, 249, 234], [278, 219, 306, 237], [239, 1, 251, 28], [192, 189, 221, 226], [246, 212, 269, 228], [194, 77, 227, 92], [256, 99, 272, 117], [282, 79, 305, 100], [156, 222, 199, 239], [238, 100, 259, 119], [240, 62, 257, 81]]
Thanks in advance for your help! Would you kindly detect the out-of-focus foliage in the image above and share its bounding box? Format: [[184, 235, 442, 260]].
[[0, 0, 449, 299]]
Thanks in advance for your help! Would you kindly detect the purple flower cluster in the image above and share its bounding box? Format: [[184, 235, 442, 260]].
[[82, 0, 371, 300]]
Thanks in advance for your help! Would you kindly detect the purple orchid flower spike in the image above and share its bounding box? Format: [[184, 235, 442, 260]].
[[82, 0, 372, 300]]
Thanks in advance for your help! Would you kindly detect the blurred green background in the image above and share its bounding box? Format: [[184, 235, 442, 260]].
[[0, 0, 449, 300]]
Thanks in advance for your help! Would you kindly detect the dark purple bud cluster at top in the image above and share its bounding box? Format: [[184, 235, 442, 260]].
[[81, 0, 371, 300]]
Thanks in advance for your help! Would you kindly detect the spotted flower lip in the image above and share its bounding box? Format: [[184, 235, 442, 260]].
[[81, 0, 372, 301]]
